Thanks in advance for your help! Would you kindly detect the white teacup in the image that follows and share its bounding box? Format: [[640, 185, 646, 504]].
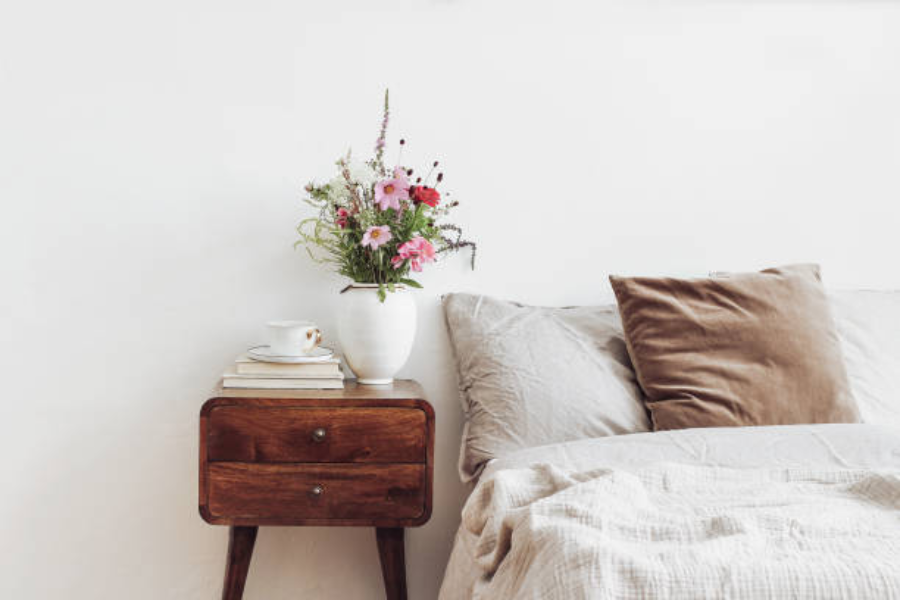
[[266, 320, 322, 356]]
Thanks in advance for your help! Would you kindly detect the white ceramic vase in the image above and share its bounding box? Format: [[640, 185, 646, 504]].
[[337, 284, 417, 385]]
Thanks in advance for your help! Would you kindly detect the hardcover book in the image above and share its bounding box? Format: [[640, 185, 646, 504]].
[[233, 354, 343, 377]]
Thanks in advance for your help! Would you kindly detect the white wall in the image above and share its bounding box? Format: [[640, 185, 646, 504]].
[[2, 0, 899, 598]]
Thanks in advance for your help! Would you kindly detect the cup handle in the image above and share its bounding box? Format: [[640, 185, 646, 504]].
[[306, 328, 322, 351]]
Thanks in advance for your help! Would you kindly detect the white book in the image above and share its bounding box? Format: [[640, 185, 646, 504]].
[[234, 354, 343, 377], [222, 376, 345, 390]]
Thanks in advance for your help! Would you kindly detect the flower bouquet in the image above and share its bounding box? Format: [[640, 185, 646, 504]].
[[296, 91, 475, 302], [295, 91, 475, 384]]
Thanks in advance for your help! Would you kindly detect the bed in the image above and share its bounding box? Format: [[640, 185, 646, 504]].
[[439, 424, 900, 598], [439, 277, 900, 599]]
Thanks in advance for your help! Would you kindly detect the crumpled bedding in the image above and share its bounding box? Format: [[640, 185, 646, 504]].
[[439, 424, 900, 600]]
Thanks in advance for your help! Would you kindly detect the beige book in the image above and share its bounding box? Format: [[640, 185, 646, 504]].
[[224, 366, 343, 380], [234, 354, 342, 377]]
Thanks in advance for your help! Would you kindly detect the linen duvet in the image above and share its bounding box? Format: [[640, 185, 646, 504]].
[[439, 424, 900, 599]]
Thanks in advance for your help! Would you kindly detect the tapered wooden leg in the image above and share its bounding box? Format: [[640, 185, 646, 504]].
[[221, 526, 258, 600], [376, 527, 407, 600]]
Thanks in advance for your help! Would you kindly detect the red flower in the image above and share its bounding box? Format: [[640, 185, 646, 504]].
[[411, 186, 440, 208], [336, 207, 350, 229]]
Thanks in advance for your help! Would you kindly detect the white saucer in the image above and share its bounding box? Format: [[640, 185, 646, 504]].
[[247, 345, 335, 364]]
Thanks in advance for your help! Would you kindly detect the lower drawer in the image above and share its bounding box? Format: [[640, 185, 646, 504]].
[[205, 463, 426, 523]]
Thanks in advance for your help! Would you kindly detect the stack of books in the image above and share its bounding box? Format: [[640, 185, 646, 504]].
[[223, 354, 344, 389]]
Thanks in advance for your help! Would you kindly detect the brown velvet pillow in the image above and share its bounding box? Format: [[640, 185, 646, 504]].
[[609, 264, 859, 431]]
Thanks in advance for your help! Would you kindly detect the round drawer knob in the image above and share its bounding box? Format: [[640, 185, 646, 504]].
[[309, 484, 324, 497], [311, 427, 327, 443]]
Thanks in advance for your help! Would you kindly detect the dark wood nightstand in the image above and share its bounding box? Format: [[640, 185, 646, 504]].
[[199, 380, 434, 600]]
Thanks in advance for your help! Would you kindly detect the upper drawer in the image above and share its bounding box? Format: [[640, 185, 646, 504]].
[[206, 406, 426, 463]]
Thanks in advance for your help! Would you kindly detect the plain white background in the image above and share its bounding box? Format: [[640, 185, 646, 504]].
[[2, 0, 900, 598]]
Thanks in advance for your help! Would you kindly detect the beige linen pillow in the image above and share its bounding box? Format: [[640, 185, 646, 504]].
[[830, 290, 900, 429], [609, 264, 859, 431], [443, 293, 650, 482]]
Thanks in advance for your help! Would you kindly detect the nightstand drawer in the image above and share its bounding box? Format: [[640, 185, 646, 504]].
[[207, 407, 426, 463], [207, 463, 426, 521]]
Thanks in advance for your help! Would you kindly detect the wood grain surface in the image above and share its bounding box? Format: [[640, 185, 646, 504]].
[[207, 407, 426, 463], [208, 379, 426, 402], [206, 463, 426, 525], [221, 526, 257, 600], [376, 527, 408, 600], [198, 379, 434, 598]]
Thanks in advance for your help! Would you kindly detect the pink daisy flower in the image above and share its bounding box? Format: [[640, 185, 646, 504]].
[[374, 167, 410, 211], [361, 225, 392, 250], [391, 236, 436, 272]]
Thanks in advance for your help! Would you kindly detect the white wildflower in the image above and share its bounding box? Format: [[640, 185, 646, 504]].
[[324, 175, 349, 204], [347, 160, 378, 187]]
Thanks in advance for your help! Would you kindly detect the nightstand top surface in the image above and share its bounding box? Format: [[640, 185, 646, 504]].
[[211, 379, 425, 401]]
